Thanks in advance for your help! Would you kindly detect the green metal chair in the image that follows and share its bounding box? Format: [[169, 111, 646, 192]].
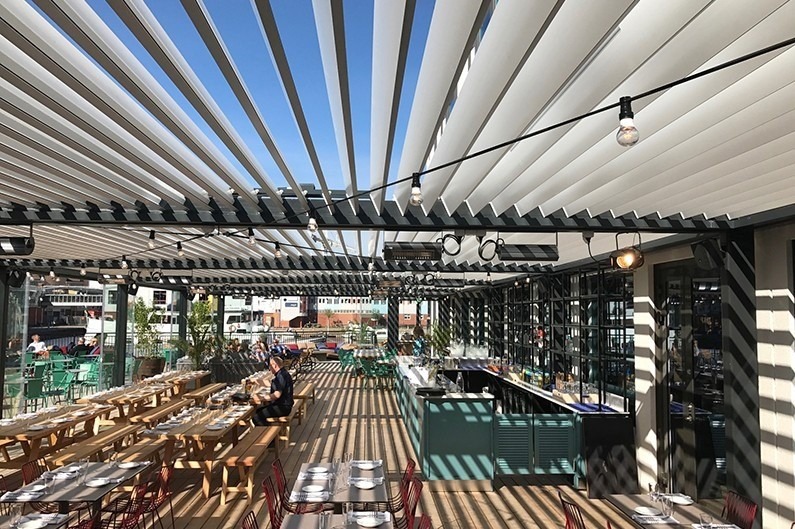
[[78, 361, 99, 396], [45, 370, 77, 404], [358, 357, 383, 389], [338, 348, 356, 373], [23, 377, 46, 412]]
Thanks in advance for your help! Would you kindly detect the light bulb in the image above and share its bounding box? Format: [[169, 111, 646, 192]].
[[80, 265, 86, 276], [121, 256, 129, 269], [248, 228, 256, 245], [616, 118, 639, 147], [148, 230, 156, 249], [486, 272, 492, 283], [307, 216, 318, 232], [274, 243, 282, 259], [368, 261, 374, 271], [177, 242, 185, 257], [409, 186, 423, 206], [49, 268, 55, 278]]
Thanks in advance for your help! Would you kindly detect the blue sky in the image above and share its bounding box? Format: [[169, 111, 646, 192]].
[[73, 0, 435, 197]]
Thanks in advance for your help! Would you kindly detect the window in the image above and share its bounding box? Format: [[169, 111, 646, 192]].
[[403, 314, 412, 320], [153, 290, 167, 305]]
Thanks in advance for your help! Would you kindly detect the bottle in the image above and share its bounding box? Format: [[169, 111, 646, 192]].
[[455, 372, 464, 393]]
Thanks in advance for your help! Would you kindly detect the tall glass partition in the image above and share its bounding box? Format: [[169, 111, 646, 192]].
[[2, 277, 30, 418]]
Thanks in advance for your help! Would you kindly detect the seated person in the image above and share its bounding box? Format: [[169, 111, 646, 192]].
[[27, 334, 47, 354], [269, 338, 286, 358], [70, 337, 91, 356], [251, 357, 294, 425]]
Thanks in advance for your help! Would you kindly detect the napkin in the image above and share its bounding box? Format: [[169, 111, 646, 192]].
[[298, 471, 330, 480], [352, 459, 383, 466], [631, 514, 678, 524], [289, 491, 330, 502], [348, 477, 384, 485], [351, 512, 391, 522], [18, 513, 69, 525], [692, 525, 739, 529], [53, 470, 79, 480], [2, 490, 44, 500]]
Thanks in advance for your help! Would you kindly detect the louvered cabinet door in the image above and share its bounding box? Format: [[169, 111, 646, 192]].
[[495, 414, 532, 475], [533, 414, 575, 474]]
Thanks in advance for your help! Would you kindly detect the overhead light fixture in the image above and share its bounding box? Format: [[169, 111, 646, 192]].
[[0, 236, 35, 255], [383, 242, 442, 262], [248, 228, 256, 245], [80, 264, 87, 276], [49, 267, 56, 278], [610, 232, 644, 270], [150, 270, 163, 282], [438, 234, 462, 256], [307, 210, 318, 232], [514, 280, 519, 287], [616, 96, 639, 147], [409, 173, 423, 207], [486, 272, 492, 283], [148, 230, 156, 249], [274, 243, 282, 259], [368, 260, 374, 272], [176, 241, 185, 257], [121, 256, 129, 269], [478, 237, 504, 262]]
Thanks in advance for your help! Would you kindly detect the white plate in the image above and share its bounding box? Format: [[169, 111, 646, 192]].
[[356, 517, 383, 528], [86, 478, 110, 488], [353, 480, 376, 490], [26, 425, 46, 431], [356, 462, 380, 470], [205, 424, 224, 430], [27, 483, 47, 492], [302, 485, 325, 493], [17, 520, 48, 529], [634, 506, 662, 516], [117, 462, 141, 469], [307, 466, 328, 474], [669, 495, 694, 505], [73, 411, 90, 416]]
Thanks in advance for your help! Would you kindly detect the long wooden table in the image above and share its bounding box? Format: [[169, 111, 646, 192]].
[[0, 404, 113, 466], [183, 383, 228, 405], [142, 370, 210, 395], [81, 384, 171, 420], [607, 494, 731, 527], [144, 404, 255, 498]]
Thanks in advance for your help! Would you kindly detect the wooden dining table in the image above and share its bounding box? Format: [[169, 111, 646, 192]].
[[143, 404, 255, 498], [0, 404, 113, 466], [607, 494, 732, 528], [82, 384, 172, 420], [142, 370, 210, 395]]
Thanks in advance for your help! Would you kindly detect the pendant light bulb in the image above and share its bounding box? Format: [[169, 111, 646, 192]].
[[368, 261, 375, 272], [616, 96, 639, 147], [409, 173, 423, 207], [80, 264, 87, 276], [274, 243, 282, 259], [121, 256, 129, 269], [486, 272, 492, 283], [49, 267, 56, 278], [307, 213, 318, 233], [148, 230, 156, 249], [176, 241, 185, 257], [248, 227, 256, 245]]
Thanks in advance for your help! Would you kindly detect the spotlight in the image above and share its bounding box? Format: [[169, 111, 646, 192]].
[[307, 211, 318, 232], [610, 232, 644, 270], [616, 96, 639, 147], [274, 243, 282, 259], [409, 173, 423, 207], [478, 237, 504, 262], [80, 264, 87, 276], [438, 234, 462, 256], [148, 230, 156, 249], [150, 270, 163, 282], [121, 256, 129, 269], [248, 228, 256, 245], [176, 241, 185, 257]]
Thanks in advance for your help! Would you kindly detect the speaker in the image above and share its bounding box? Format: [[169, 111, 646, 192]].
[[692, 240, 724, 270], [7, 269, 25, 288]]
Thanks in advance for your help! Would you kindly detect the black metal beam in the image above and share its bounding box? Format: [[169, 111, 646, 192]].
[[0, 196, 732, 233]]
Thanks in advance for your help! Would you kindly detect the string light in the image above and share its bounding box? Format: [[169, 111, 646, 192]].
[[616, 96, 639, 147], [409, 173, 423, 207], [307, 211, 318, 232], [148, 230, 156, 249], [121, 256, 129, 269], [248, 227, 256, 245], [176, 241, 185, 257], [49, 267, 56, 278], [274, 243, 282, 259], [80, 264, 86, 276]]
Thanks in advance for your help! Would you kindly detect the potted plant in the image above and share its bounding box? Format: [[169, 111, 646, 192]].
[[427, 323, 452, 357], [172, 300, 215, 369], [133, 298, 165, 378]]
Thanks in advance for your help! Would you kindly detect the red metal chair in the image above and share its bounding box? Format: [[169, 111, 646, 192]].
[[83, 483, 148, 529], [21, 458, 60, 515], [241, 510, 259, 529], [140, 465, 175, 529], [0, 474, 8, 516], [558, 491, 613, 529], [262, 475, 285, 529], [394, 477, 422, 529], [417, 513, 432, 529], [721, 490, 758, 529], [381, 458, 416, 514], [270, 458, 325, 514]]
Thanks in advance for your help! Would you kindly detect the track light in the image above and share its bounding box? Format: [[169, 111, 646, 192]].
[[616, 96, 639, 147], [248, 228, 256, 245], [274, 243, 282, 259], [438, 234, 462, 256], [610, 232, 644, 270], [176, 241, 185, 257], [478, 237, 504, 262], [80, 264, 86, 276], [307, 211, 318, 232], [409, 173, 423, 207], [148, 230, 156, 249], [121, 256, 129, 269]]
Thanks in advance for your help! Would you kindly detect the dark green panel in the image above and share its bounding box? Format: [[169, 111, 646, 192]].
[[495, 414, 532, 475], [423, 399, 493, 481]]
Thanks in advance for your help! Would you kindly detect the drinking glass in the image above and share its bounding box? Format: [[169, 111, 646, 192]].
[[319, 511, 332, 529], [343, 502, 353, 524], [661, 497, 673, 518], [44, 474, 55, 493], [79, 457, 90, 484], [698, 513, 713, 528], [108, 451, 118, 468], [9, 504, 22, 525]]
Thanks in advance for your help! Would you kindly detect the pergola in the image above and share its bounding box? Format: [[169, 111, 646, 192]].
[[0, 1, 791, 296]]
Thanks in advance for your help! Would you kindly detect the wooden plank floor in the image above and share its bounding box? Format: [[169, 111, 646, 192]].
[[170, 362, 637, 529], [1, 362, 639, 529]]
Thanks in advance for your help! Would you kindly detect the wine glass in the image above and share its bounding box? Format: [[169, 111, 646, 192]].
[[107, 451, 118, 468], [698, 513, 713, 528]]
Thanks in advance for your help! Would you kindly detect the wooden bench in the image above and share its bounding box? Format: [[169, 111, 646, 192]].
[[183, 383, 228, 405], [264, 406, 300, 447], [117, 437, 167, 464], [221, 426, 280, 505], [128, 398, 192, 428], [293, 381, 315, 425], [48, 423, 142, 467]]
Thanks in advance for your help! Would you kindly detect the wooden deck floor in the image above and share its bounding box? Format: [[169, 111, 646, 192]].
[[170, 362, 636, 529], [2, 362, 638, 529]]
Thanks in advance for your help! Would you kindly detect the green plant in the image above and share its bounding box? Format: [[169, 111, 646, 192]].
[[172, 300, 215, 368], [427, 324, 452, 356], [322, 308, 335, 336], [133, 298, 162, 358]]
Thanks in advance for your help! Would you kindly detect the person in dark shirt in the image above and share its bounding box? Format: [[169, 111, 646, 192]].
[[269, 338, 286, 358], [251, 356, 294, 425]]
